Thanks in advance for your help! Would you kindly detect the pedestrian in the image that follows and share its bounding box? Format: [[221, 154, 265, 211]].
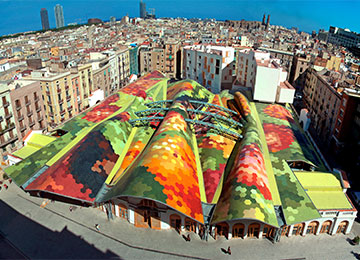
[[227, 246, 231, 255], [187, 234, 191, 242], [4, 184, 8, 190], [69, 206, 73, 212], [9, 179, 12, 184], [95, 224, 100, 231]]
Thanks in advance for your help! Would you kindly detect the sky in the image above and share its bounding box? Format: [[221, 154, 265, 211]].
[[0, 0, 360, 36]]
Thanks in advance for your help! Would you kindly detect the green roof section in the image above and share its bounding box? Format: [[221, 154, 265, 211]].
[[12, 146, 39, 159], [271, 159, 320, 225], [294, 171, 353, 210], [12, 133, 57, 159], [305, 191, 353, 210]]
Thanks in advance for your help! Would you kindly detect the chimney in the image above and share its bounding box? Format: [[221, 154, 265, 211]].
[[262, 14, 266, 25]]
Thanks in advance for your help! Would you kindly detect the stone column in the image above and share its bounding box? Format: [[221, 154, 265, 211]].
[[228, 222, 233, 239], [302, 222, 309, 236], [128, 208, 135, 224], [259, 223, 264, 238], [243, 223, 249, 239], [287, 225, 294, 237]]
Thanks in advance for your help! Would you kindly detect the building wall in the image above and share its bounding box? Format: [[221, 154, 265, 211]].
[[93, 63, 111, 97], [289, 54, 311, 87], [326, 56, 342, 71], [10, 81, 47, 140], [0, 87, 17, 154], [77, 64, 92, 110], [309, 74, 341, 144], [129, 47, 139, 75], [253, 66, 279, 102], [104, 197, 356, 242], [327, 26, 360, 48], [118, 49, 130, 88], [37, 72, 76, 128]]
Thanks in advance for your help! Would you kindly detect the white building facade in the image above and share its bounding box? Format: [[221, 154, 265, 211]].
[[183, 45, 234, 93]]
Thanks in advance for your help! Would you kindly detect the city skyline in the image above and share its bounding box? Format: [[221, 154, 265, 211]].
[[0, 0, 360, 36]]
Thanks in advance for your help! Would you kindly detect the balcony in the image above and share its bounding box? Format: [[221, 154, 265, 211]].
[[47, 101, 52, 106], [3, 101, 9, 108], [57, 88, 61, 94], [36, 106, 41, 112], [25, 101, 31, 106], [66, 96, 71, 102], [37, 116, 43, 122], [20, 125, 26, 132], [46, 91, 50, 95], [34, 96, 39, 102], [59, 99, 64, 105], [29, 121, 35, 127], [68, 106, 73, 111], [48, 111, 53, 116], [0, 123, 16, 134], [16, 106, 21, 111], [5, 112, 12, 119], [27, 110, 33, 117], [65, 85, 69, 91], [0, 135, 18, 147], [18, 114, 24, 121], [60, 109, 66, 115]]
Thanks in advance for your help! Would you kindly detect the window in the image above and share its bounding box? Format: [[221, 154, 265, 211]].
[[342, 98, 347, 107], [215, 67, 220, 75]]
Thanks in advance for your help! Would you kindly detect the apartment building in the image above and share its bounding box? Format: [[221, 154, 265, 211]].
[[303, 68, 342, 144], [117, 49, 131, 88], [30, 70, 76, 129], [73, 64, 93, 111], [139, 41, 181, 79], [9, 80, 47, 139], [331, 89, 360, 173], [289, 53, 311, 88], [93, 62, 111, 97], [258, 47, 294, 77], [0, 83, 17, 154], [235, 49, 294, 103], [129, 46, 139, 75], [183, 45, 234, 93], [140, 47, 165, 76], [327, 26, 360, 48], [164, 42, 181, 79]]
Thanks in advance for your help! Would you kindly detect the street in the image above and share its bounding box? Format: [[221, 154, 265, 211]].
[[1, 182, 360, 260]]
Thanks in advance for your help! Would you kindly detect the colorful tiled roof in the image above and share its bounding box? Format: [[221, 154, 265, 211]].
[[102, 101, 204, 223], [256, 103, 321, 225], [211, 94, 278, 227], [6, 73, 352, 228]]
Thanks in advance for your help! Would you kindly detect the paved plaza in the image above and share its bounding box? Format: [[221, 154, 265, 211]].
[[1, 182, 360, 260]]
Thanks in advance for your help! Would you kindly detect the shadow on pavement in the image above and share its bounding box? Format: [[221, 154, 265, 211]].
[[0, 200, 121, 259]]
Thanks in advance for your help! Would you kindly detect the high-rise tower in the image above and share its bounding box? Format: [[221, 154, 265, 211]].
[[266, 15, 270, 30], [40, 8, 50, 30], [54, 4, 65, 28], [140, 0, 146, 18], [262, 14, 266, 25]]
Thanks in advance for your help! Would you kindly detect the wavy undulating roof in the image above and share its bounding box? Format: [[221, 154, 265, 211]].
[[6, 73, 344, 228], [211, 94, 278, 227], [256, 103, 321, 225], [196, 94, 236, 204], [5, 71, 167, 200], [102, 101, 204, 223]]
